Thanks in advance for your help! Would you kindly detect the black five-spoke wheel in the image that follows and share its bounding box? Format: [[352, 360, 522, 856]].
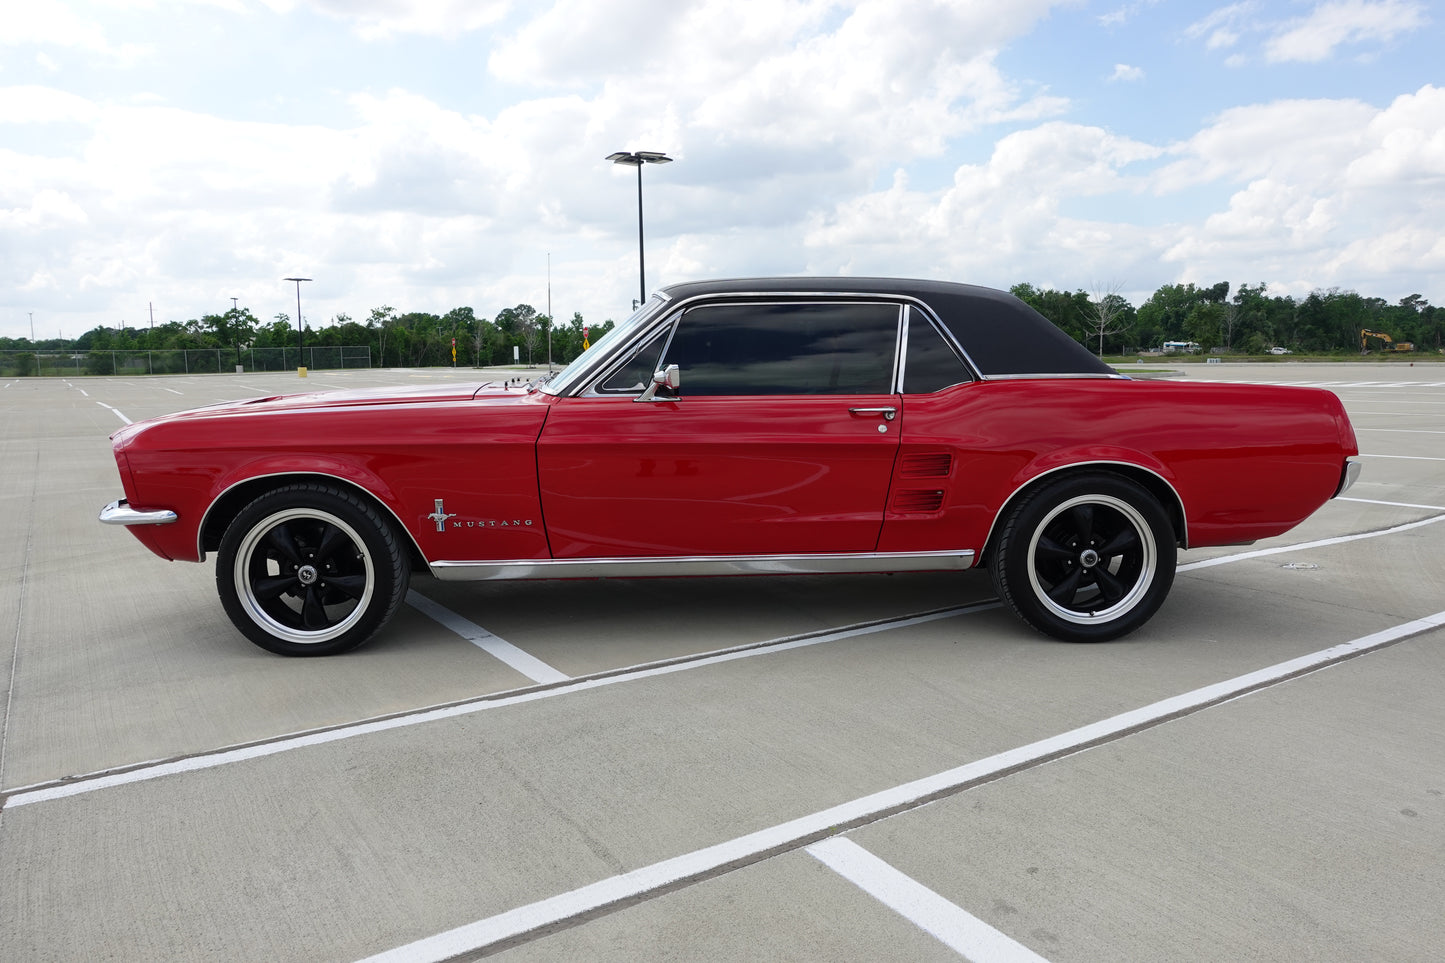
[[217, 483, 410, 656], [991, 472, 1176, 643]]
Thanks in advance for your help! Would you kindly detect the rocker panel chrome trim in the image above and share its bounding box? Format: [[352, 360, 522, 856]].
[[430, 549, 976, 582]]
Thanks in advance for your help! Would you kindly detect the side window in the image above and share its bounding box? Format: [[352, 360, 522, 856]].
[[598, 324, 671, 393], [902, 310, 972, 393], [660, 302, 899, 396]]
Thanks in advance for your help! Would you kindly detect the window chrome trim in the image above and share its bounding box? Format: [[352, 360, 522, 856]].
[[896, 306, 910, 393], [542, 292, 673, 397], [565, 289, 977, 399], [430, 549, 976, 581], [981, 372, 1129, 381], [900, 303, 976, 394], [583, 312, 682, 398]]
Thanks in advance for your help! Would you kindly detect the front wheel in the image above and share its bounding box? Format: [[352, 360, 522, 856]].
[[216, 483, 410, 656], [990, 472, 1176, 643]]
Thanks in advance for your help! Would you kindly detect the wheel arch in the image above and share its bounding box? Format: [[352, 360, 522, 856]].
[[199, 472, 430, 575], [979, 460, 1188, 566]]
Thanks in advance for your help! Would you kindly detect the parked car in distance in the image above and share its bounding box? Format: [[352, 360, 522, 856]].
[[101, 277, 1361, 655]]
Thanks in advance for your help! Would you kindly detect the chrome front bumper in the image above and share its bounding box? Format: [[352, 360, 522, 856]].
[[99, 499, 178, 526]]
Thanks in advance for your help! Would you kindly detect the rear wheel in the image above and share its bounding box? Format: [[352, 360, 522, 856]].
[[216, 483, 410, 656], [990, 472, 1176, 643]]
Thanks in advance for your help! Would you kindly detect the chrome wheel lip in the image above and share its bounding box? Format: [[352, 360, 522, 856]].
[[233, 508, 375, 646], [1026, 493, 1157, 626]]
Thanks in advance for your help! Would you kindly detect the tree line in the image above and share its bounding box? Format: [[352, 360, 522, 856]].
[[1011, 282, 1442, 356], [4, 281, 1441, 366], [2, 303, 616, 373]]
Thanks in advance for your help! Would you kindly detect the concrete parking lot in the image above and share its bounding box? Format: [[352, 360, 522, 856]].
[[1, 363, 1442, 962]]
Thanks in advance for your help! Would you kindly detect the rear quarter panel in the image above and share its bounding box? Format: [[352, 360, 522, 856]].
[[882, 378, 1355, 556]]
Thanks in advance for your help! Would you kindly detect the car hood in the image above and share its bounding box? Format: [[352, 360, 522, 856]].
[[222, 381, 529, 411], [111, 381, 538, 445]]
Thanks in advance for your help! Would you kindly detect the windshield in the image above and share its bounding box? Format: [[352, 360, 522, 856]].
[[541, 293, 671, 396]]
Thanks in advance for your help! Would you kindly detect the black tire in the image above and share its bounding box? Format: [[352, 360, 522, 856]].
[[990, 472, 1176, 643], [216, 483, 410, 656]]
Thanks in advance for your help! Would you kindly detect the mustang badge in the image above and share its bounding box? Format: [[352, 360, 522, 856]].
[[428, 499, 457, 532], [427, 499, 533, 532]]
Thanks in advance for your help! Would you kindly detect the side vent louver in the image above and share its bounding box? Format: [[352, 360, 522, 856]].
[[891, 490, 945, 514], [899, 452, 952, 478]]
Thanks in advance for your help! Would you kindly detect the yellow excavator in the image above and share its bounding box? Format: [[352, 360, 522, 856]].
[[1361, 329, 1414, 352]]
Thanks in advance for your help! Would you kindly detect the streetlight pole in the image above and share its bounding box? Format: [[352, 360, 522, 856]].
[[284, 277, 311, 376], [606, 151, 672, 305]]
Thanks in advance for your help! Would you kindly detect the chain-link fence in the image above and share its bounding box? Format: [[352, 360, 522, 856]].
[[1, 346, 372, 377]]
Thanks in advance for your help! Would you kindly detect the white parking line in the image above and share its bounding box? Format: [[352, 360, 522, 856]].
[[406, 589, 569, 684], [356, 609, 1445, 962], [1339, 496, 1445, 512], [1361, 454, 1445, 462], [1, 604, 991, 809], [807, 837, 1051, 962], [96, 402, 131, 425], [1179, 511, 1445, 572]]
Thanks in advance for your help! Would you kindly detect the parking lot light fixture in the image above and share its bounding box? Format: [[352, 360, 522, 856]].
[[284, 277, 311, 376], [606, 151, 672, 305]]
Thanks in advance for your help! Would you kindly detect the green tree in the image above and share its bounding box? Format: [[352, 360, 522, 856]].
[[472, 319, 501, 366], [1010, 284, 1092, 345], [368, 306, 398, 366], [397, 312, 442, 365], [206, 307, 259, 364], [1137, 282, 1229, 350], [1087, 282, 1135, 356]]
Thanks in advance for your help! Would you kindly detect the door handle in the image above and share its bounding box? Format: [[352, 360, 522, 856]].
[[849, 407, 896, 421]]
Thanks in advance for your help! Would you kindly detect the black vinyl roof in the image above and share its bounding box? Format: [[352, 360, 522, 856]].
[[657, 277, 1114, 377]]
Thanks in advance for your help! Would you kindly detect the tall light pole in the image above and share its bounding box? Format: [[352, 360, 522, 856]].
[[606, 151, 672, 305], [284, 277, 311, 376]]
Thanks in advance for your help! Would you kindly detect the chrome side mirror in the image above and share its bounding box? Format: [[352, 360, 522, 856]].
[[635, 364, 680, 403]]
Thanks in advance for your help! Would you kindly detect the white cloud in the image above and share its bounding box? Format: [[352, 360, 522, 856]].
[[1265, 0, 1428, 63], [0, 1, 1440, 340], [0, 85, 101, 124], [4, 0, 151, 64], [1185, 2, 1257, 51], [307, 0, 510, 39], [1159, 85, 1445, 291]]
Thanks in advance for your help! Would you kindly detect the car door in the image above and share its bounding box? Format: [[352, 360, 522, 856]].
[[536, 299, 904, 558]]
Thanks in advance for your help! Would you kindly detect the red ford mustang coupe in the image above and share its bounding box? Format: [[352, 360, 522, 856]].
[[101, 278, 1360, 655]]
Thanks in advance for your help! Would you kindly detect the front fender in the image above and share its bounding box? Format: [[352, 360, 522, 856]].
[[197, 459, 413, 563]]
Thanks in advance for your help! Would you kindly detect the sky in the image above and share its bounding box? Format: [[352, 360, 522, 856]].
[[1, 0, 1442, 342]]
